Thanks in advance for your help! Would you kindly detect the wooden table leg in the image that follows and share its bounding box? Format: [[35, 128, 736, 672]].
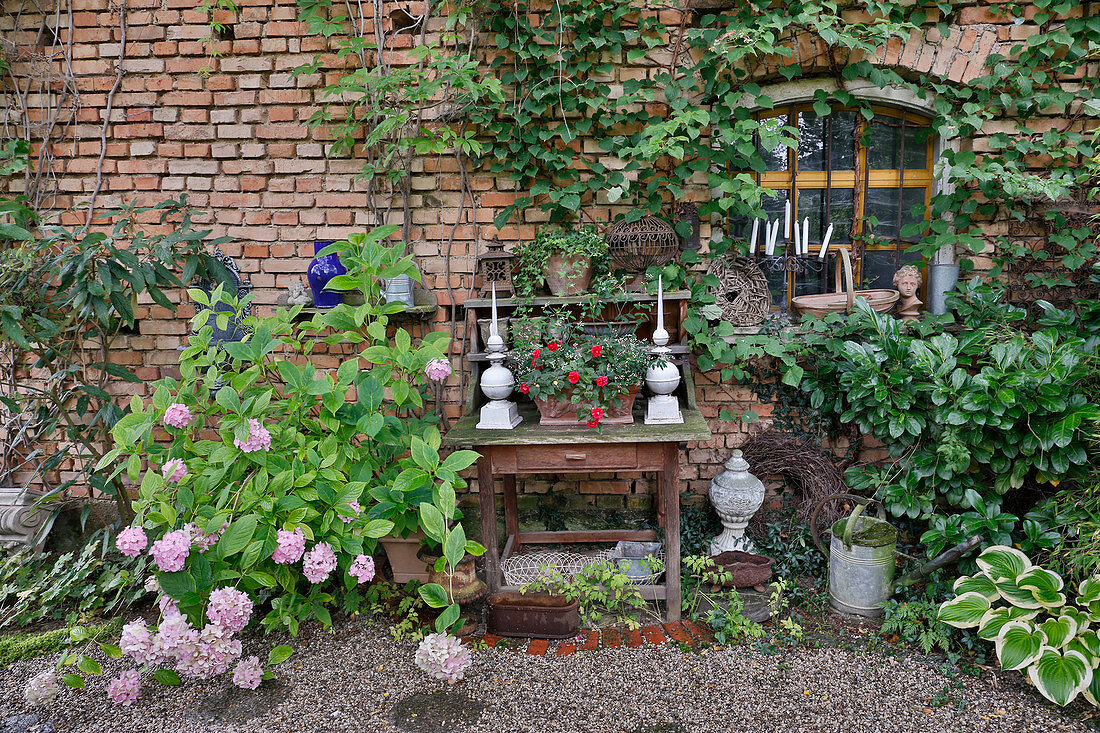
[[503, 473, 519, 544], [477, 455, 500, 593], [662, 443, 681, 622]]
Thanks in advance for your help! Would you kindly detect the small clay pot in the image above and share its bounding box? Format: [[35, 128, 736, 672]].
[[711, 551, 774, 588]]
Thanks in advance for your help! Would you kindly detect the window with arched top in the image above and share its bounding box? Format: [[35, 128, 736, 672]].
[[736, 103, 936, 306]]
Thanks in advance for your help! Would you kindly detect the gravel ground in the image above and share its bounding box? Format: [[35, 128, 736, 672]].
[[1, 619, 1095, 733]]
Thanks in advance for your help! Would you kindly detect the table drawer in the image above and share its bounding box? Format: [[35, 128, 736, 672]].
[[514, 444, 638, 471]]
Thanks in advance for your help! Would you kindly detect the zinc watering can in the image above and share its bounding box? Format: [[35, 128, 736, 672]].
[[811, 494, 898, 618]]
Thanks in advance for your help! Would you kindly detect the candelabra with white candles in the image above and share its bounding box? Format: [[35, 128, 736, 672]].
[[476, 284, 522, 430], [746, 201, 835, 312], [644, 275, 684, 425]]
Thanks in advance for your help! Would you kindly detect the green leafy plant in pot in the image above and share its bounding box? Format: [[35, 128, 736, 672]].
[[513, 225, 608, 297]]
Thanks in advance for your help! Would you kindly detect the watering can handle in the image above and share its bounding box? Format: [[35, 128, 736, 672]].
[[809, 493, 877, 559]]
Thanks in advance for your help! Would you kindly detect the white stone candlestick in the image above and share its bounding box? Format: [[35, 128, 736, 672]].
[[644, 275, 683, 425], [477, 284, 521, 429], [709, 450, 765, 554]]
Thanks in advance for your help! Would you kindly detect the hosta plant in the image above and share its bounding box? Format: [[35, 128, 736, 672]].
[[939, 545, 1100, 708]]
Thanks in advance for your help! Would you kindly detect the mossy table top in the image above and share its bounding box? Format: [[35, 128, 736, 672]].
[[442, 404, 712, 446]]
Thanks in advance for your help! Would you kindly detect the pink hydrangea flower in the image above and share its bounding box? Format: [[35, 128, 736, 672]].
[[424, 358, 453, 382], [414, 633, 471, 683], [24, 670, 58, 706], [338, 500, 361, 524], [232, 656, 263, 690], [120, 618, 156, 666], [207, 587, 253, 635], [163, 403, 193, 429], [302, 542, 337, 584], [162, 459, 188, 483], [116, 526, 148, 557], [272, 528, 305, 565], [106, 670, 141, 706], [349, 554, 375, 584], [150, 529, 191, 572], [233, 418, 272, 453], [184, 521, 224, 553], [176, 624, 241, 679]]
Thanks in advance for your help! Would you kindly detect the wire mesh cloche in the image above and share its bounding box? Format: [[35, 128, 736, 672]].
[[606, 215, 680, 274]]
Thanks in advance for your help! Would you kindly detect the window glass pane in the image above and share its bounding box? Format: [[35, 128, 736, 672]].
[[757, 114, 789, 172], [867, 115, 930, 170], [798, 110, 856, 171], [862, 249, 920, 290], [865, 187, 926, 241], [795, 254, 837, 297], [797, 188, 855, 250]]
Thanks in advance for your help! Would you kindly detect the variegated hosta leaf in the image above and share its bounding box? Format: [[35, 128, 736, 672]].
[[953, 572, 1001, 602], [976, 545, 1032, 582], [1039, 615, 1079, 649], [1066, 630, 1100, 668], [1027, 647, 1093, 707], [1079, 577, 1100, 606], [1018, 566, 1065, 596], [1063, 607, 1091, 636], [995, 621, 1047, 671], [1084, 667, 1100, 707], [978, 606, 1041, 641], [995, 577, 1044, 610], [939, 591, 992, 629]]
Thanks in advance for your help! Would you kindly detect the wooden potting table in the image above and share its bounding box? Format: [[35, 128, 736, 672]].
[[443, 398, 710, 622]]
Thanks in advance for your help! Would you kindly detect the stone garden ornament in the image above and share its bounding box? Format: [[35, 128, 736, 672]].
[[893, 265, 923, 321], [477, 284, 521, 429], [708, 450, 765, 554], [644, 274, 683, 425]]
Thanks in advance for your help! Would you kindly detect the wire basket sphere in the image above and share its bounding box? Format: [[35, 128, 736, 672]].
[[606, 215, 680, 272], [501, 551, 605, 586]]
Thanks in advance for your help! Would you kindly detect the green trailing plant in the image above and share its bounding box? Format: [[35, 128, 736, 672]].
[[511, 226, 609, 298], [0, 538, 147, 629], [940, 545, 1100, 708], [521, 559, 648, 630]]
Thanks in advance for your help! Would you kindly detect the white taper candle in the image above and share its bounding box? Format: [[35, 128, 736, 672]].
[[784, 200, 791, 239], [818, 224, 834, 260], [749, 218, 759, 255], [803, 219, 810, 256]]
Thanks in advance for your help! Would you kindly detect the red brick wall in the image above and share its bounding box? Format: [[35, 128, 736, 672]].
[[0, 0, 1078, 515]]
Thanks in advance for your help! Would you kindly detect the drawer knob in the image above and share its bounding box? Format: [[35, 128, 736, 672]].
[[565, 452, 587, 460]]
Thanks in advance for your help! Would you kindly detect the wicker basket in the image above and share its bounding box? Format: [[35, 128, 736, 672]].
[[791, 248, 899, 319]]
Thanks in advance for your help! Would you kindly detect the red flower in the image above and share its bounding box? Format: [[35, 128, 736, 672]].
[[547, 341, 560, 352], [591, 407, 604, 419], [595, 375, 608, 387], [567, 371, 580, 384], [519, 383, 529, 394], [586, 420, 599, 428], [591, 345, 603, 357], [531, 349, 541, 359], [532, 360, 541, 370]]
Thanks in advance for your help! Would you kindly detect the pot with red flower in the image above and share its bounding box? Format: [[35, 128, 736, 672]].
[[511, 318, 653, 427]]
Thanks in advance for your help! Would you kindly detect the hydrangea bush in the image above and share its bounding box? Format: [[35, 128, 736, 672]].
[[47, 228, 483, 704]]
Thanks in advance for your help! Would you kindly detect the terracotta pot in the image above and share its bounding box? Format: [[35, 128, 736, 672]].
[[710, 551, 774, 588], [379, 531, 430, 584], [545, 252, 593, 296], [535, 384, 641, 426], [419, 550, 487, 604]]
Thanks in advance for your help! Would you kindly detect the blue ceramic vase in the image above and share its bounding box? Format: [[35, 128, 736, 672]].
[[307, 240, 346, 309]]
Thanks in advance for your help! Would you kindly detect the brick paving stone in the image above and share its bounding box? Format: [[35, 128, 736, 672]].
[[482, 634, 503, 648], [682, 620, 715, 644], [663, 622, 694, 645], [555, 642, 577, 656], [601, 628, 623, 649], [640, 624, 666, 645], [525, 639, 549, 656], [626, 628, 644, 647], [578, 630, 599, 651]]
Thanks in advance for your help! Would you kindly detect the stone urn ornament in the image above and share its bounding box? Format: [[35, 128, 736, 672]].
[[708, 450, 765, 554]]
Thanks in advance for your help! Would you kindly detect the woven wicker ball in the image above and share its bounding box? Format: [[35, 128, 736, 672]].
[[606, 215, 680, 273]]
